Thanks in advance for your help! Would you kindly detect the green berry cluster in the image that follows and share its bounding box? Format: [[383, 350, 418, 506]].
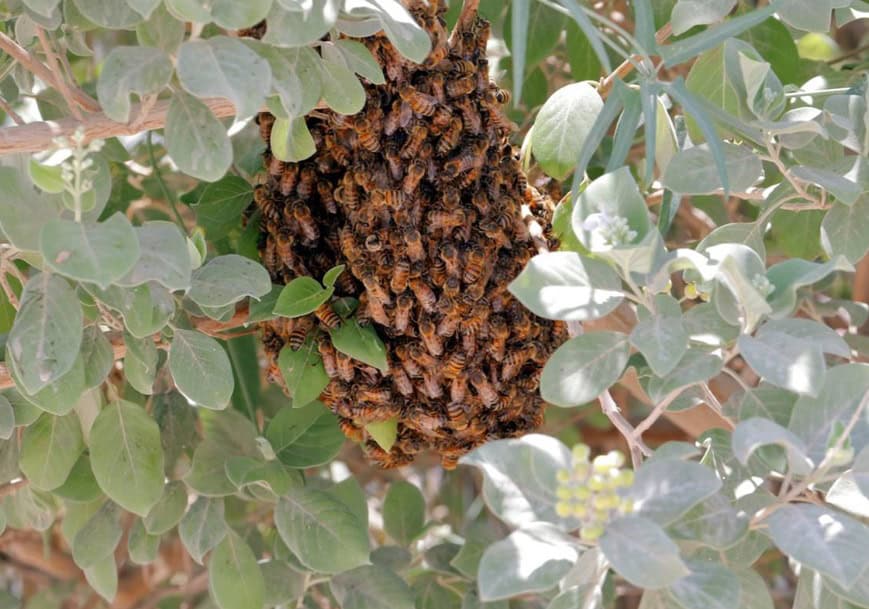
[[555, 444, 635, 542]]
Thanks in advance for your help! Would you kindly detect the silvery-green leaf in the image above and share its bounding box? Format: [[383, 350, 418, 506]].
[[646, 349, 723, 403], [738, 332, 825, 397], [319, 52, 366, 116], [271, 116, 317, 162], [262, 0, 338, 47], [72, 501, 122, 568], [628, 458, 722, 525], [169, 329, 234, 410], [668, 493, 748, 550], [821, 199, 869, 264], [791, 166, 862, 205], [759, 318, 850, 358], [697, 222, 766, 260], [778, 0, 851, 32], [269, 408, 344, 468], [277, 340, 329, 408], [827, 470, 869, 518], [250, 44, 321, 116], [208, 531, 266, 609], [541, 332, 630, 407], [731, 417, 813, 476], [179, 496, 226, 564], [788, 364, 869, 465], [630, 294, 688, 377], [136, 4, 185, 52], [0, 397, 13, 441], [9, 355, 86, 416], [72, 0, 142, 27], [261, 560, 306, 607], [766, 256, 854, 317], [682, 303, 739, 348], [330, 319, 389, 373], [83, 555, 117, 603], [330, 565, 415, 609], [96, 46, 172, 123], [189, 254, 271, 308], [668, 561, 741, 609], [177, 36, 271, 120], [662, 144, 762, 195], [736, 383, 797, 426], [0, 167, 62, 252], [766, 504, 869, 588], [368, 0, 431, 62], [165, 92, 233, 182], [383, 481, 425, 546], [80, 325, 113, 389], [117, 221, 191, 291], [23, 0, 60, 18], [84, 283, 174, 339], [128, 518, 160, 565], [599, 516, 689, 589], [8, 273, 82, 395], [478, 523, 580, 601], [670, 0, 737, 35], [508, 252, 623, 321], [143, 480, 187, 534], [459, 434, 579, 530], [531, 82, 604, 181], [19, 412, 84, 490], [184, 440, 235, 497], [335, 39, 385, 84]]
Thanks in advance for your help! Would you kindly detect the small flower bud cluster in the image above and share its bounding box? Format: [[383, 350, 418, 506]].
[[751, 273, 775, 297], [582, 211, 638, 247], [555, 444, 635, 542], [52, 127, 105, 212]]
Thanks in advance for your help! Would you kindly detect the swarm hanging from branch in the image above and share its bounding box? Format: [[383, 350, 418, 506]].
[[255, 0, 567, 468]]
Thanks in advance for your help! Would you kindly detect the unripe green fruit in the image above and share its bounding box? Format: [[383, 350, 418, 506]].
[[581, 524, 605, 541]]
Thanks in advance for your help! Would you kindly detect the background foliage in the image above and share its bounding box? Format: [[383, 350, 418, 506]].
[[0, 0, 866, 608]]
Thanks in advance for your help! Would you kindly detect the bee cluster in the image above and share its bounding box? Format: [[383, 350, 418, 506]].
[[255, 0, 567, 468]]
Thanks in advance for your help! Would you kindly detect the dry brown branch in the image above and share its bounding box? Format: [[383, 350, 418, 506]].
[[35, 28, 83, 120]]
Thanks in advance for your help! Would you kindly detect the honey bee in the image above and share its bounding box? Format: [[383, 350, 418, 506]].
[[356, 117, 381, 152], [463, 245, 485, 284], [454, 97, 482, 134], [408, 341, 439, 370], [383, 144, 404, 181], [421, 372, 444, 399], [450, 374, 467, 403], [488, 315, 509, 361], [338, 226, 360, 262], [278, 164, 299, 196], [436, 117, 463, 156], [446, 75, 475, 98], [362, 269, 392, 306], [254, 184, 279, 223], [317, 181, 338, 214], [338, 417, 365, 442], [469, 369, 499, 407], [292, 203, 320, 243], [390, 258, 411, 293], [317, 335, 339, 377], [409, 277, 437, 312], [392, 366, 414, 397], [430, 256, 447, 287], [443, 276, 461, 299], [436, 307, 461, 338], [364, 234, 383, 252], [267, 153, 285, 177], [419, 315, 443, 356], [426, 208, 466, 233], [516, 370, 541, 392], [439, 242, 461, 277], [360, 291, 391, 327], [356, 386, 392, 405], [399, 84, 438, 117], [402, 159, 426, 194], [430, 72, 447, 104], [314, 302, 341, 330], [442, 351, 467, 380], [500, 344, 537, 382], [296, 166, 316, 199], [336, 351, 355, 382], [400, 123, 428, 160], [393, 292, 414, 333], [288, 318, 312, 351], [452, 58, 476, 75], [403, 227, 426, 261], [479, 218, 510, 250], [324, 133, 351, 166], [395, 343, 423, 378], [257, 113, 274, 142], [511, 309, 532, 342]]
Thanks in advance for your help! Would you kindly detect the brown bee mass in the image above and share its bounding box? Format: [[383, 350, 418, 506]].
[[255, 0, 567, 469]]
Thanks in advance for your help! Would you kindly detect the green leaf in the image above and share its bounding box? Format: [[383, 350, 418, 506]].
[[670, 0, 736, 35], [778, 0, 849, 32], [0, 397, 13, 441], [662, 144, 762, 194], [125, 0, 160, 18], [508, 252, 623, 321], [208, 531, 266, 609], [40, 213, 139, 289], [274, 277, 331, 318], [266, 401, 328, 455], [319, 52, 366, 116], [53, 455, 102, 503], [83, 555, 117, 603], [275, 487, 370, 574], [262, 0, 338, 47], [478, 522, 579, 601], [668, 493, 749, 550], [29, 159, 64, 193], [84, 283, 174, 339], [8, 272, 82, 395], [124, 332, 159, 395], [740, 18, 800, 84], [788, 363, 869, 465], [250, 44, 322, 116], [821, 198, 869, 264], [191, 176, 253, 241], [90, 400, 164, 516], [118, 221, 192, 291], [261, 560, 307, 607], [170, 0, 271, 28], [327, 477, 369, 529], [143, 480, 187, 535], [80, 325, 113, 390], [459, 434, 579, 530], [531, 83, 604, 180], [335, 40, 385, 84], [72, 501, 122, 568], [330, 565, 415, 609], [767, 504, 869, 588], [368, 0, 431, 62], [136, 4, 185, 53], [738, 333, 825, 396], [628, 458, 722, 526], [769, 209, 824, 259], [179, 497, 226, 564], [270, 409, 345, 468], [668, 561, 741, 609], [177, 36, 271, 119], [96, 46, 172, 123], [23, 0, 60, 18], [646, 349, 723, 403], [565, 20, 602, 81], [165, 91, 232, 182], [0, 167, 61, 252], [270, 116, 317, 163], [413, 573, 462, 609], [330, 319, 389, 372], [169, 329, 234, 410], [72, 0, 142, 27], [599, 516, 689, 589], [322, 264, 346, 289], [189, 254, 272, 309], [766, 256, 853, 317], [540, 332, 630, 407], [508, 0, 528, 104], [731, 417, 813, 476], [630, 294, 688, 377], [19, 412, 84, 490], [225, 456, 297, 496], [10, 355, 86, 416], [366, 418, 397, 452], [383, 481, 425, 546], [128, 518, 160, 565], [277, 340, 330, 408]]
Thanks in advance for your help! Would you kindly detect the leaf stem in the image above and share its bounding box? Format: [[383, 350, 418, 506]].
[[147, 131, 187, 230]]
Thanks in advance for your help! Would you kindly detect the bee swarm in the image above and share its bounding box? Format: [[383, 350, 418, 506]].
[[256, 0, 567, 468]]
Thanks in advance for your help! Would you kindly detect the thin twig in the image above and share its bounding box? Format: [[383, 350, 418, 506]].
[[35, 28, 83, 120], [147, 131, 186, 228], [826, 42, 869, 64], [0, 97, 24, 125], [598, 24, 672, 97]]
